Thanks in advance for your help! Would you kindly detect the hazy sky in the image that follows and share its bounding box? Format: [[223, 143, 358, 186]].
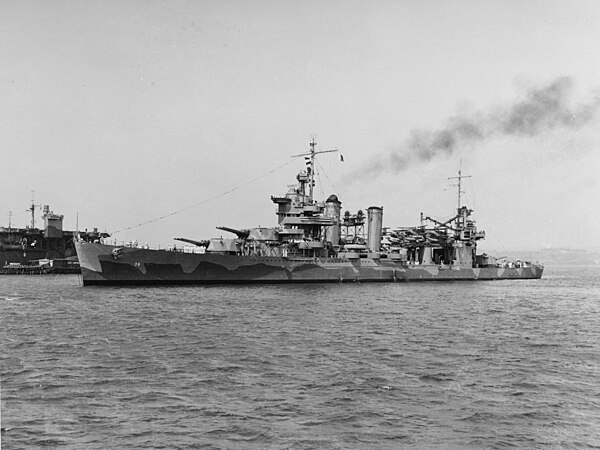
[[1, 0, 599, 251]]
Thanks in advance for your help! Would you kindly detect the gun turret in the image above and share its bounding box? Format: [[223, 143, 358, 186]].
[[216, 226, 250, 239]]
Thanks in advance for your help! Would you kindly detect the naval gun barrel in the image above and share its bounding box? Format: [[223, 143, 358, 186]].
[[174, 237, 210, 247], [216, 226, 250, 239]]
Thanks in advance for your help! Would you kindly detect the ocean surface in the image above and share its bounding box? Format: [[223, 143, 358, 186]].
[[1, 266, 599, 449]]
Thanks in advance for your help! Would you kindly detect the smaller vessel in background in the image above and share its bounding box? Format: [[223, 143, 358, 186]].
[[0, 202, 108, 272]]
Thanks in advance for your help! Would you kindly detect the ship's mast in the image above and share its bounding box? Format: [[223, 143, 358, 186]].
[[292, 138, 338, 204], [308, 138, 316, 202], [448, 170, 471, 211], [27, 191, 41, 229]]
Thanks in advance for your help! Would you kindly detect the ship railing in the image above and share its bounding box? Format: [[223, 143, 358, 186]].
[[165, 245, 205, 254]]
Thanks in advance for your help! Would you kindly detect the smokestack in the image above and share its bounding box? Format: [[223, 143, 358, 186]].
[[367, 206, 383, 253], [324, 194, 342, 245]]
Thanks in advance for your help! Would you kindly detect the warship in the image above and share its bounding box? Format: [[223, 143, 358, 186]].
[[1, 202, 108, 273], [75, 140, 543, 285]]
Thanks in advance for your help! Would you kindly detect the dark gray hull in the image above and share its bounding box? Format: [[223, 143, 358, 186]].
[[76, 242, 544, 286]]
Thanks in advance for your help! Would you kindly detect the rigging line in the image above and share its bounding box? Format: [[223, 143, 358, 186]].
[[314, 161, 324, 199], [315, 159, 333, 195], [110, 159, 295, 235]]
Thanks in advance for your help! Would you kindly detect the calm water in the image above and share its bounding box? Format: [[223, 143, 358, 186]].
[[1, 266, 599, 449]]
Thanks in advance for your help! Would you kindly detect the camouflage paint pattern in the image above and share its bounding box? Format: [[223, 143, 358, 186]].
[[76, 242, 544, 286]]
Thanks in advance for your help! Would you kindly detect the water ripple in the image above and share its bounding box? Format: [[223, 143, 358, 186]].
[[1, 267, 600, 448]]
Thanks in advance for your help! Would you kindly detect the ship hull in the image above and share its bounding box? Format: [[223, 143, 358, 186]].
[[76, 242, 544, 286]]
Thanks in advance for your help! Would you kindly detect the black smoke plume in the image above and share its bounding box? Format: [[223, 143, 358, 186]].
[[354, 77, 599, 180]]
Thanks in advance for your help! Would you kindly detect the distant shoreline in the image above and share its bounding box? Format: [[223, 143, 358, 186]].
[[483, 248, 600, 266]]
